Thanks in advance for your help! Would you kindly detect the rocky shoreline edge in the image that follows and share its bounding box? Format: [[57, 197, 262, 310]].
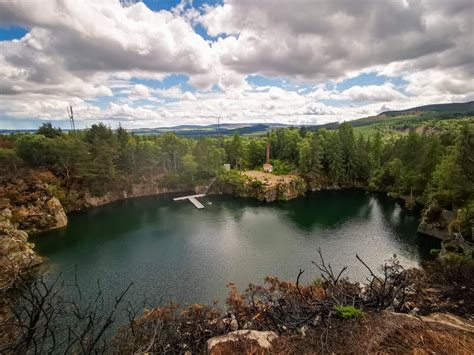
[[1, 168, 471, 289]]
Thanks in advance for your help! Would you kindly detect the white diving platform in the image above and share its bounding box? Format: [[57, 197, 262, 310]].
[[173, 194, 206, 209], [173, 178, 216, 209]]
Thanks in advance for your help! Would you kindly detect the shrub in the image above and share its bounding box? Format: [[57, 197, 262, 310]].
[[249, 178, 264, 189], [217, 170, 246, 186], [160, 172, 181, 188], [430, 248, 441, 256], [216, 170, 247, 194], [333, 305, 366, 319], [269, 159, 293, 175]]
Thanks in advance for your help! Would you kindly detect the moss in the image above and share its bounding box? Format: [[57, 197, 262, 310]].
[[333, 305, 366, 319]]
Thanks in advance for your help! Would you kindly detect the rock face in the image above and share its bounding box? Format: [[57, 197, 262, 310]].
[[438, 238, 473, 262], [0, 170, 68, 234], [47, 197, 68, 229], [0, 208, 42, 290], [0, 208, 14, 230], [221, 171, 307, 203], [417, 201, 454, 240], [418, 221, 450, 240], [207, 330, 278, 354], [83, 182, 180, 208]]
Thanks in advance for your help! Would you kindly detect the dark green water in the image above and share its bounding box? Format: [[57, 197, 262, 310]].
[[34, 191, 439, 308]]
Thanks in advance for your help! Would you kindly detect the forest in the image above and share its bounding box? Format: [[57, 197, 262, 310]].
[[1, 121, 472, 218]]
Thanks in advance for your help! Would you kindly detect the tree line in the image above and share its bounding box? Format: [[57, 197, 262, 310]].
[[0, 121, 472, 214]]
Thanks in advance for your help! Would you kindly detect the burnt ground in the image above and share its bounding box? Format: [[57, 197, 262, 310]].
[[270, 311, 474, 354]]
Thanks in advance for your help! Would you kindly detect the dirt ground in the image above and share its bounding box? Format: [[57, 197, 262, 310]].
[[269, 311, 474, 354], [242, 170, 299, 186]]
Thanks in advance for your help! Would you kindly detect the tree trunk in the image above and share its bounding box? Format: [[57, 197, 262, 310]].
[[173, 152, 177, 173]]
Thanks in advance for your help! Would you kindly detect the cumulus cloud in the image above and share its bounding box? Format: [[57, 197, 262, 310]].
[[0, 0, 472, 128], [202, 0, 472, 81], [340, 84, 406, 102], [0, 0, 214, 96]]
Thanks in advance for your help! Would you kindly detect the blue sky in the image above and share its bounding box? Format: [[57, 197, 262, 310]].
[[0, 25, 28, 41], [0, 0, 472, 129]]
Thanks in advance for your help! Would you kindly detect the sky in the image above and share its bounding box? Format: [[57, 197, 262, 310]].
[[0, 0, 473, 129]]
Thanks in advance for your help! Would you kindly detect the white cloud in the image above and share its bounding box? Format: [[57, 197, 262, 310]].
[[341, 84, 406, 102], [0, 0, 214, 95], [201, 0, 473, 89], [182, 91, 197, 101], [0, 0, 472, 128]]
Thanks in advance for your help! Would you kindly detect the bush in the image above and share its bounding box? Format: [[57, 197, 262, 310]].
[[217, 170, 245, 186], [430, 249, 441, 256], [269, 159, 293, 175], [249, 178, 264, 189], [160, 172, 181, 189], [45, 183, 66, 202], [333, 305, 366, 319], [0, 148, 23, 172]]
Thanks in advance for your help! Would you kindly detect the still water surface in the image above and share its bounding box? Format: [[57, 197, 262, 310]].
[[34, 191, 439, 307]]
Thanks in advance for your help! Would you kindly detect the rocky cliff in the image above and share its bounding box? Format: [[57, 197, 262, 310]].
[[82, 182, 180, 208], [0, 208, 42, 290], [0, 170, 70, 288], [216, 170, 307, 202], [0, 169, 188, 290], [0, 169, 183, 230], [0, 170, 68, 234], [417, 201, 457, 240]]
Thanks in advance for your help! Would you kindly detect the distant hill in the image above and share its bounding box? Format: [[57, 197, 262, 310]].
[[2, 101, 472, 136], [309, 101, 474, 131], [0, 123, 291, 136], [377, 101, 474, 117], [0, 129, 36, 134], [131, 122, 291, 136]]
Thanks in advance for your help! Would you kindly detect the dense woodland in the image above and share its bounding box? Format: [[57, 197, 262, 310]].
[[0, 120, 472, 230]]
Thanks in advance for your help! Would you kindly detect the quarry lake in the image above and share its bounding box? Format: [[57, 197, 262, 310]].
[[34, 191, 439, 308]]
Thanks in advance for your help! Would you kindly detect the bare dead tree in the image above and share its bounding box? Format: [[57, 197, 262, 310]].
[[356, 254, 408, 311], [312, 248, 348, 285], [0, 271, 132, 354]]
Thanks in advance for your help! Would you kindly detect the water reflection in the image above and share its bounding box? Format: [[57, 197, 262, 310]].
[[33, 191, 440, 309], [279, 190, 374, 231]]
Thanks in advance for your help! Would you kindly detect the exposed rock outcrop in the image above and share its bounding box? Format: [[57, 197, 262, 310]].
[[218, 171, 307, 202], [0, 208, 42, 290], [438, 238, 474, 262], [0, 208, 14, 230], [47, 197, 68, 229], [83, 183, 181, 207], [207, 330, 278, 354], [417, 201, 454, 240], [0, 170, 68, 234]]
